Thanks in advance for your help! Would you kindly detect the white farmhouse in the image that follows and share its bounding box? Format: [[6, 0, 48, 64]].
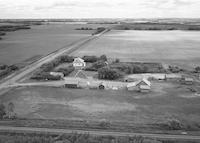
[[73, 57, 86, 69]]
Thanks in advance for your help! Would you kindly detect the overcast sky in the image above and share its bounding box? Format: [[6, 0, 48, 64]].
[[0, 0, 200, 19]]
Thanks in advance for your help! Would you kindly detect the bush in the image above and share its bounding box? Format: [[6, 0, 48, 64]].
[[85, 61, 107, 71], [31, 72, 61, 81], [167, 119, 183, 130], [99, 55, 107, 61], [58, 55, 74, 63], [168, 66, 182, 73], [0, 65, 19, 79], [194, 66, 200, 73], [110, 63, 149, 74], [0, 104, 6, 119], [115, 58, 120, 63], [0, 64, 7, 70], [56, 66, 74, 76], [98, 67, 122, 80], [82, 56, 98, 63]]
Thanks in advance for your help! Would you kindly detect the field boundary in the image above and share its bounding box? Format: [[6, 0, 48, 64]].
[[0, 126, 200, 140]]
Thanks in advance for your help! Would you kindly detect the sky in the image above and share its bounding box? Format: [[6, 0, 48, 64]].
[[0, 0, 200, 19]]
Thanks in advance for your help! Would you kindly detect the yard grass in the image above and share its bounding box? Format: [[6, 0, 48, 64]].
[[1, 80, 200, 132]]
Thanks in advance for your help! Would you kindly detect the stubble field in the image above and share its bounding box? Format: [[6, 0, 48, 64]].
[[72, 30, 200, 69], [0, 23, 108, 65]]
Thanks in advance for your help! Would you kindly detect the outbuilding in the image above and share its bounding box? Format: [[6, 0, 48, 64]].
[[182, 77, 194, 85], [127, 78, 151, 92], [64, 80, 79, 88]]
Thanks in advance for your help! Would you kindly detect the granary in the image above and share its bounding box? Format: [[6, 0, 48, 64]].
[[127, 78, 151, 92], [73, 57, 86, 69], [50, 72, 64, 79]]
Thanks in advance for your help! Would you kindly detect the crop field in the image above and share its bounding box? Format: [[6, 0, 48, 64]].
[[72, 30, 200, 69], [1, 81, 200, 130], [0, 23, 109, 65]]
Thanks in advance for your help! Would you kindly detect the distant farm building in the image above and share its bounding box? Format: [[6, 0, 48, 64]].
[[181, 77, 194, 85], [73, 57, 86, 69], [127, 78, 151, 92]]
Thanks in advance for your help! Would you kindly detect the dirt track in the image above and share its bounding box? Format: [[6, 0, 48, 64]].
[[0, 126, 199, 140]]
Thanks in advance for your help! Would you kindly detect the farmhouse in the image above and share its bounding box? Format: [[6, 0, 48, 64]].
[[127, 78, 151, 92], [73, 57, 86, 69]]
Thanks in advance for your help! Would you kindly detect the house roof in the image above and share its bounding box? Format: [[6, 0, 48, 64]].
[[73, 57, 85, 63], [127, 78, 151, 88], [142, 78, 151, 86]]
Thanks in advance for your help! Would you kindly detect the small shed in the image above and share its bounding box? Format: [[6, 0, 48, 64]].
[[64, 80, 79, 88]]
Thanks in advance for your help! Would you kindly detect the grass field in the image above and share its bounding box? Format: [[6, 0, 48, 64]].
[[0, 23, 109, 65], [72, 30, 200, 69], [1, 81, 200, 131]]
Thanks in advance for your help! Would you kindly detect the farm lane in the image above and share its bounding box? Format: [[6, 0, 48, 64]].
[[0, 29, 109, 90], [0, 126, 200, 140], [0, 73, 183, 90]]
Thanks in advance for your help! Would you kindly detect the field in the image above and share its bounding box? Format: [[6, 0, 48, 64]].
[[1, 80, 200, 131], [0, 23, 109, 65], [72, 30, 200, 69]]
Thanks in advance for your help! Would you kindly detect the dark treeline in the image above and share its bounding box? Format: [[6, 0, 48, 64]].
[[113, 23, 200, 31], [0, 25, 31, 32], [75, 27, 94, 30], [92, 27, 107, 35], [0, 24, 31, 40], [0, 64, 19, 79]]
